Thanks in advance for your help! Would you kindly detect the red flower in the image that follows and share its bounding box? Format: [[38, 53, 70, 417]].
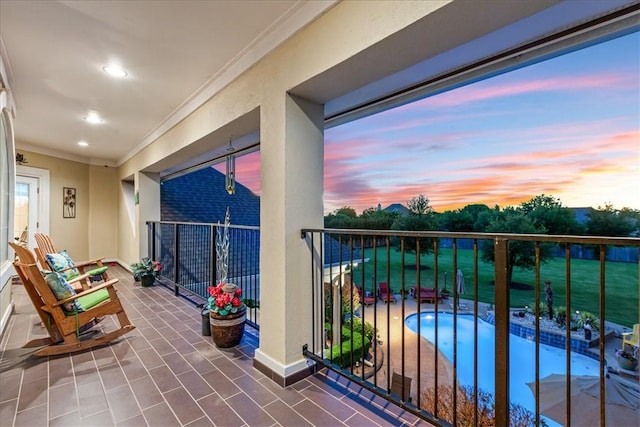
[[208, 283, 245, 314]]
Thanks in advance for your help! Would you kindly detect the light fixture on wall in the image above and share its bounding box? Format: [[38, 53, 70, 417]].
[[225, 137, 236, 195]]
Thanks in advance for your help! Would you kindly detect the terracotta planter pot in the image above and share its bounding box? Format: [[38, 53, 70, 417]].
[[209, 308, 246, 348]]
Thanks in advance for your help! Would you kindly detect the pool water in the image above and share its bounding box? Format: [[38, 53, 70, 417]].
[[405, 312, 601, 419]]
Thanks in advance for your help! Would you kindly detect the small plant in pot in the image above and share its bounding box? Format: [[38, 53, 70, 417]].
[[130, 257, 162, 287], [615, 348, 638, 371]]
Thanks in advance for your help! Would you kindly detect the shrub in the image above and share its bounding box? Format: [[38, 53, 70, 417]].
[[344, 316, 376, 342], [420, 384, 547, 427], [576, 310, 600, 332], [555, 306, 568, 327], [530, 301, 548, 317], [327, 326, 371, 368]]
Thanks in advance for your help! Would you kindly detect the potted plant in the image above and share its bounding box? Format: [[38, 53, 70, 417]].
[[208, 208, 246, 348], [130, 257, 162, 287], [615, 348, 638, 371], [208, 282, 246, 347]]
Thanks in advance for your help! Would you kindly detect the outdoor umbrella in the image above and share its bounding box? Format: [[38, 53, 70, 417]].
[[456, 269, 465, 308], [456, 269, 465, 294], [526, 374, 640, 426]]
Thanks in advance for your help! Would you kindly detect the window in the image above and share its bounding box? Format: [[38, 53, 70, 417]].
[[0, 109, 11, 263]]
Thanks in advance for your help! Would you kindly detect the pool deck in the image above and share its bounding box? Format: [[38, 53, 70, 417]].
[[360, 294, 638, 402]]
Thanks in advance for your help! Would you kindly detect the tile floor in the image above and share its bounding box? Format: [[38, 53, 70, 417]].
[[0, 266, 422, 427]]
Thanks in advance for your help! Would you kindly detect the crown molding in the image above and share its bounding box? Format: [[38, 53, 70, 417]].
[[118, 0, 339, 166]]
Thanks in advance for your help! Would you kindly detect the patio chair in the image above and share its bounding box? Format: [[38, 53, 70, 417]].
[[10, 242, 106, 346], [356, 285, 376, 305], [9, 242, 135, 357], [378, 282, 396, 303], [34, 232, 109, 286], [391, 371, 412, 403], [622, 324, 639, 354]]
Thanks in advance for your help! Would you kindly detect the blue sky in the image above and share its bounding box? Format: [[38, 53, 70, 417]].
[[220, 31, 639, 215]]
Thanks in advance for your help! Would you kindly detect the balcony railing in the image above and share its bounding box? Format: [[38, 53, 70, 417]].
[[146, 221, 261, 328], [301, 228, 640, 426]]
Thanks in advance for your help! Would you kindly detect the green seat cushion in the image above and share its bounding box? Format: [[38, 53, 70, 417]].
[[76, 289, 110, 311], [87, 266, 108, 276]]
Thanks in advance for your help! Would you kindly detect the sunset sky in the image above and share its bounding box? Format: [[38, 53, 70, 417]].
[[217, 31, 639, 215]]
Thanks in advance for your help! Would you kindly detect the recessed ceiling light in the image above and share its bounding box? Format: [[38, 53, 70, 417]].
[[103, 64, 127, 78], [78, 141, 89, 147], [84, 111, 103, 124]]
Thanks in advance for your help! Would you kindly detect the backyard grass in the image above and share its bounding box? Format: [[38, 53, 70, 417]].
[[351, 247, 639, 327]]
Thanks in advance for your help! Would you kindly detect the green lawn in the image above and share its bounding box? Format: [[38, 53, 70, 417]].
[[351, 247, 639, 327]]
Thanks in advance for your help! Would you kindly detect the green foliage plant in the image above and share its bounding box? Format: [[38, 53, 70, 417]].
[[344, 316, 376, 342], [328, 326, 371, 368], [130, 257, 162, 281]]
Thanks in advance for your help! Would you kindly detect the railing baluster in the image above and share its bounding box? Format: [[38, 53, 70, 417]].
[[599, 244, 606, 426], [565, 243, 572, 426], [494, 237, 510, 426]]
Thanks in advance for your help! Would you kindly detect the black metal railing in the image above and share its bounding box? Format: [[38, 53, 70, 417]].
[[301, 228, 640, 426], [146, 221, 261, 328]]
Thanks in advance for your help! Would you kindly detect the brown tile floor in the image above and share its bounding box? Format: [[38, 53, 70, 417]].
[[0, 266, 422, 427]]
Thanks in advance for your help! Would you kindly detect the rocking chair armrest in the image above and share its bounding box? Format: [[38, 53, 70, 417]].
[[51, 279, 119, 308], [621, 331, 632, 338], [67, 272, 92, 286]]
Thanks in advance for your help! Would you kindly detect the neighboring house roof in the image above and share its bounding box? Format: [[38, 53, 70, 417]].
[[161, 166, 359, 269], [384, 203, 410, 215], [161, 167, 259, 226]]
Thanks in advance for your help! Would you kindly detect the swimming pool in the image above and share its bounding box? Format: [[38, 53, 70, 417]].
[[405, 312, 601, 421]]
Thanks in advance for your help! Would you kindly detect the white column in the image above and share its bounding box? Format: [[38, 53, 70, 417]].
[[135, 171, 160, 259], [254, 94, 324, 383]]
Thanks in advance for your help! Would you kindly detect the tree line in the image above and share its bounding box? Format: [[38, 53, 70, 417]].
[[324, 194, 640, 285]]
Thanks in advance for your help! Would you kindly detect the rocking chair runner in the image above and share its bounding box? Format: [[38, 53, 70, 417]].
[[34, 232, 110, 282], [9, 242, 135, 357]]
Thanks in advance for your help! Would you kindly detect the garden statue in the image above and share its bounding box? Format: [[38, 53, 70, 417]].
[[545, 280, 554, 320]]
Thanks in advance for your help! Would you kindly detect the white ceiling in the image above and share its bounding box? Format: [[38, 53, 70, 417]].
[[2, 0, 637, 174], [0, 0, 336, 166]]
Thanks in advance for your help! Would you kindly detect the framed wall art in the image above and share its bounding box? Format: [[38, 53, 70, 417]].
[[63, 187, 76, 218]]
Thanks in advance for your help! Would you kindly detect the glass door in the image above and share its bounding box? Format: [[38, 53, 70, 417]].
[[14, 176, 39, 249]]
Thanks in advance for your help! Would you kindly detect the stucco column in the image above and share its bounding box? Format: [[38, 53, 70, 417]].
[[135, 171, 160, 260], [254, 94, 324, 385]]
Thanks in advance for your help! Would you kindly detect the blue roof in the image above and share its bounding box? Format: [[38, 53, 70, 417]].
[[161, 166, 360, 268], [384, 203, 410, 215], [161, 167, 259, 226]]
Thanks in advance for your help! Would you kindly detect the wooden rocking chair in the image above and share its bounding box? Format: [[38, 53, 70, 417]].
[[34, 232, 109, 285], [9, 242, 135, 357]]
